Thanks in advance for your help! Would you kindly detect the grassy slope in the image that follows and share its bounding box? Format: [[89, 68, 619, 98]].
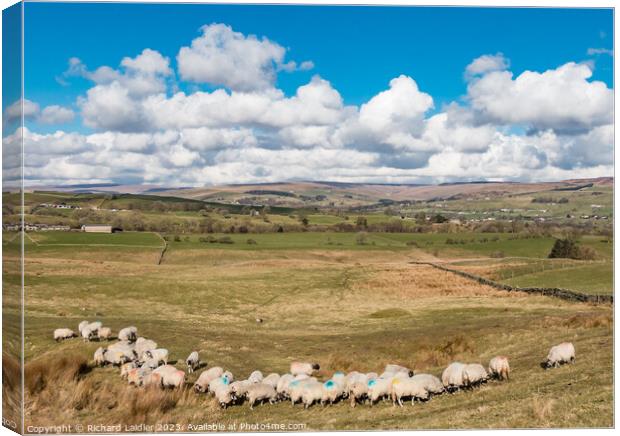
[[14, 236, 613, 429], [503, 263, 613, 295]]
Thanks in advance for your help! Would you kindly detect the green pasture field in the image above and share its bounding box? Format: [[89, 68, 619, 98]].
[[26, 231, 164, 247]]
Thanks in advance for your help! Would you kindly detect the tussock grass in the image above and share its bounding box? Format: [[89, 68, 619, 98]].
[[25, 353, 89, 395]]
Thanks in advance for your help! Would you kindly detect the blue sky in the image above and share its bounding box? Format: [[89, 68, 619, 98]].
[[24, 4, 612, 120], [2, 2, 615, 186]]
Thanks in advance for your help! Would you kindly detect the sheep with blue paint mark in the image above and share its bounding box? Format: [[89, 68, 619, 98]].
[[194, 367, 224, 393], [321, 379, 344, 405]]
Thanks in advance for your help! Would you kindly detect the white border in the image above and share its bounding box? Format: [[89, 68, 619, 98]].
[[0, 2, 616, 436]]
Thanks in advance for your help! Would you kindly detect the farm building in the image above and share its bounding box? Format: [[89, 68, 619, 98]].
[[81, 224, 113, 233]]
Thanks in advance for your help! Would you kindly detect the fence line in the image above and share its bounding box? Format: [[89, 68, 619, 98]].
[[410, 261, 613, 304], [154, 233, 168, 265]]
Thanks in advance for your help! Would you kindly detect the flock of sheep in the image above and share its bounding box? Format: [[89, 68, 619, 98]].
[[53, 323, 576, 410]]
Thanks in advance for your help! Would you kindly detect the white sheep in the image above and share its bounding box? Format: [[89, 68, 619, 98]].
[[248, 370, 263, 384], [81, 326, 98, 342], [289, 379, 308, 405], [105, 350, 131, 366], [153, 365, 186, 389], [463, 363, 488, 388], [321, 379, 344, 405], [442, 362, 466, 392], [53, 328, 76, 342], [162, 369, 186, 389], [290, 361, 320, 376], [488, 356, 510, 380], [349, 380, 368, 408], [246, 383, 278, 409], [87, 321, 102, 330], [214, 385, 234, 409], [208, 374, 233, 395], [142, 371, 162, 388], [97, 327, 112, 341], [332, 371, 346, 384], [78, 321, 89, 335], [194, 367, 224, 393], [230, 380, 253, 402], [93, 347, 107, 366], [385, 364, 414, 377], [141, 358, 162, 370], [301, 380, 323, 408], [411, 373, 444, 396], [367, 376, 395, 405], [222, 370, 234, 383], [366, 372, 379, 381], [108, 341, 138, 362], [186, 351, 200, 373], [344, 371, 367, 393], [276, 374, 294, 399], [391, 377, 429, 406], [544, 342, 575, 369], [262, 373, 280, 389], [118, 326, 137, 343], [120, 362, 137, 379], [135, 337, 157, 359], [144, 348, 168, 365], [127, 367, 152, 386]]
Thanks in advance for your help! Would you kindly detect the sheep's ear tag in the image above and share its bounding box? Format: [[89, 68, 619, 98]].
[[368, 379, 376, 387], [325, 380, 334, 388], [223, 377, 229, 385]]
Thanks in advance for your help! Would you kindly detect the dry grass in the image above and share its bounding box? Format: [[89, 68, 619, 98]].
[[25, 353, 90, 395], [539, 312, 613, 330], [19, 243, 614, 430], [531, 397, 556, 425], [2, 354, 22, 432]]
